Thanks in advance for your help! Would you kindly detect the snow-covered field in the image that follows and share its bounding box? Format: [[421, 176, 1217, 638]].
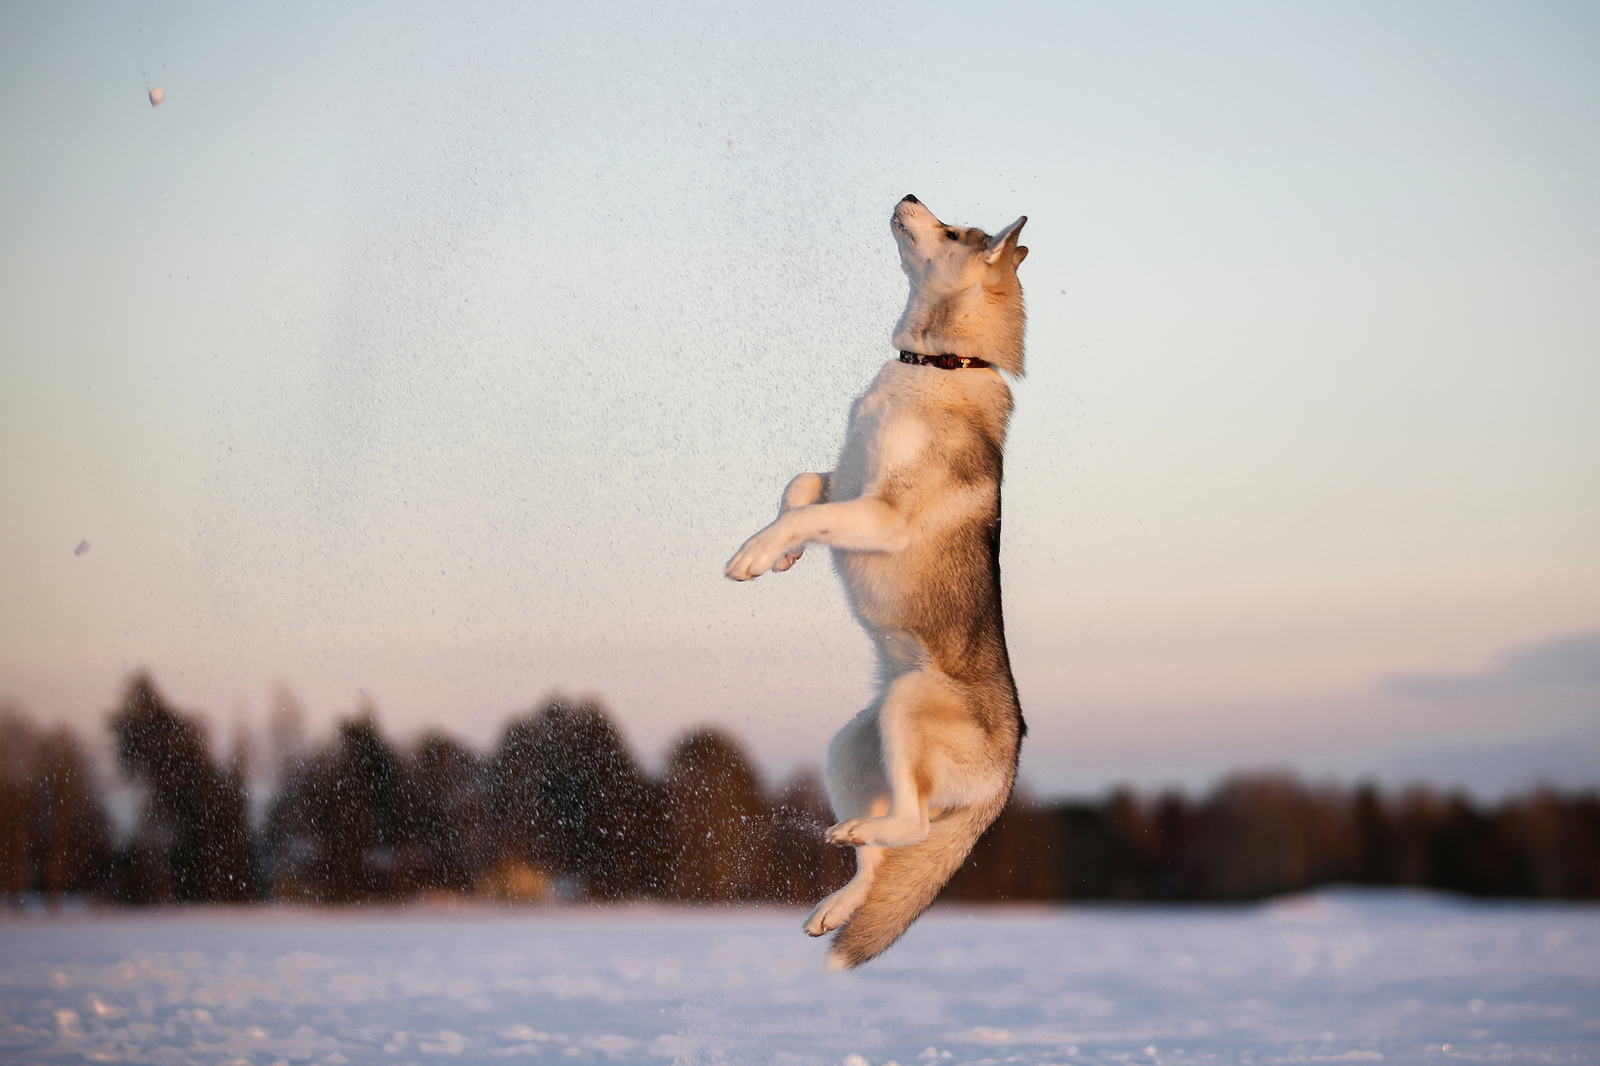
[[2, 890, 1596, 1065]]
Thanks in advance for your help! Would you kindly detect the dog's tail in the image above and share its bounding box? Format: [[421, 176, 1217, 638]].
[[826, 793, 1008, 971]]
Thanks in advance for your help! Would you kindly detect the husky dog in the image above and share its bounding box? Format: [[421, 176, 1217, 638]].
[[725, 195, 1028, 970]]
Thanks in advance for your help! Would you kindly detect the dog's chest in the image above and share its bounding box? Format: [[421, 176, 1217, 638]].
[[833, 383, 931, 501]]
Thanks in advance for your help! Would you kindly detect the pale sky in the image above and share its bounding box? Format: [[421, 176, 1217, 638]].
[[2, 1, 1597, 798]]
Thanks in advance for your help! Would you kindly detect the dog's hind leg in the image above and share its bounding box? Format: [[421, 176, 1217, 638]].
[[805, 842, 883, 936], [826, 671, 939, 848], [804, 706, 889, 936]]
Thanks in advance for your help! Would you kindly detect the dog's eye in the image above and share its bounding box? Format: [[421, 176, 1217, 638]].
[[944, 229, 959, 241]]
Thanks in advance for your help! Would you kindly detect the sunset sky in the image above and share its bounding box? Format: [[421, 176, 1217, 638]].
[[2, 1, 1596, 798]]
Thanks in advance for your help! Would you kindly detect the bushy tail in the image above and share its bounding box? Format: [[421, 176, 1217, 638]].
[[826, 794, 1007, 971]]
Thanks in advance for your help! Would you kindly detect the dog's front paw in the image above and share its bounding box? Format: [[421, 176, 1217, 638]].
[[724, 531, 792, 581], [771, 547, 805, 572], [825, 819, 870, 847], [724, 547, 768, 581]]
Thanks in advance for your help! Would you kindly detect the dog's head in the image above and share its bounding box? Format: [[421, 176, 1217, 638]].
[[890, 195, 1027, 375]]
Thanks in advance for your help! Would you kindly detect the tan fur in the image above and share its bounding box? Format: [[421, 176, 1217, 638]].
[[726, 195, 1028, 969]]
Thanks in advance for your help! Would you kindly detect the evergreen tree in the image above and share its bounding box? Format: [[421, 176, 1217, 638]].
[[109, 675, 255, 902], [491, 699, 665, 898], [32, 725, 113, 900], [266, 713, 410, 901], [0, 710, 38, 904], [409, 731, 493, 893], [663, 729, 774, 901]]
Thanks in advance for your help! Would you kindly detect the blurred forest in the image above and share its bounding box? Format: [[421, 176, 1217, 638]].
[[2, 674, 1597, 908]]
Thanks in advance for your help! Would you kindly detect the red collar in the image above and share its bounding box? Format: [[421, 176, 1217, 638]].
[[899, 350, 991, 370]]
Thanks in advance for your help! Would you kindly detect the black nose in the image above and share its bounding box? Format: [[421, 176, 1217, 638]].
[[900, 194, 919, 204]]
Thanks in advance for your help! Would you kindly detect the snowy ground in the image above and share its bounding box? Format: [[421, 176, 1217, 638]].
[[2, 890, 1596, 1065]]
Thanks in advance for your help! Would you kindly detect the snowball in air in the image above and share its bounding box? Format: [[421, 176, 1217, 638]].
[[75, 540, 90, 556], [149, 87, 165, 107]]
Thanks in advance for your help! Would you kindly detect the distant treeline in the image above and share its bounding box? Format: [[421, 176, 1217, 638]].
[[2, 674, 1597, 907]]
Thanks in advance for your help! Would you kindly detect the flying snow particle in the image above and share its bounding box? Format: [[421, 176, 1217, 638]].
[[74, 540, 90, 556], [149, 87, 165, 107]]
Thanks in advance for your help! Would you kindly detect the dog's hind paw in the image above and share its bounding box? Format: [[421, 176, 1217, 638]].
[[826, 815, 929, 848], [825, 819, 869, 846], [804, 886, 863, 937]]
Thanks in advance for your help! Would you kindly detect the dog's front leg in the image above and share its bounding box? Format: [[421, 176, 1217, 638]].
[[772, 472, 831, 571], [781, 472, 831, 511], [725, 496, 907, 581]]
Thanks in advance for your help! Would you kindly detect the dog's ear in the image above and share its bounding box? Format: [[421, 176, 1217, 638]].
[[984, 216, 1026, 266], [1013, 246, 1029, 269]]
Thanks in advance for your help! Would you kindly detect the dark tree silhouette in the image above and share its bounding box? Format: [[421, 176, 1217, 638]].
[[664, 729, 774, 901], [945, 795, 1065, 901], [1508, 789, 1600, 897], [0, 709, 36, 905], [1192, 777, 1358, 900], [31, 725, 113, 901], [266, 713, 410, 901], [109, 675, 255, 902], [8, 673, 1598, 909], [491, 698, 666, 899], [1351, 782, 1393, 884], [769, 771, 852, 905], [409, 731, 494, 893]]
